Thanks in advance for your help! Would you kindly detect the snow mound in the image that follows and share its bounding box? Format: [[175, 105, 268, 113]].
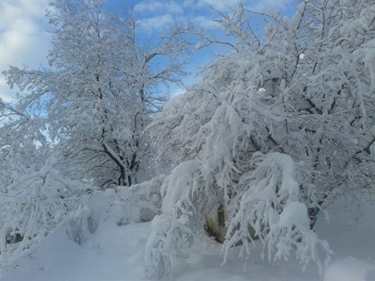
[[323, 257, 375, 281]]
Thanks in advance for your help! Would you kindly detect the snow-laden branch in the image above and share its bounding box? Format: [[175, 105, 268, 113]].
[[223, 152, 331, 273]]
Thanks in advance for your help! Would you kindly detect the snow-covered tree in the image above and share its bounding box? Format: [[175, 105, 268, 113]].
[[0, 152, 89, 270], [0, 99, 49, 194], [0, 0, 191, 271], [145, 0, 375, 278], [0, 101, 88, 270], [3, 0, 190, 187]]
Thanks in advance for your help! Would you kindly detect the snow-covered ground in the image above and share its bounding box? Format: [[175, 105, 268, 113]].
[[1, 197, 374, 281]]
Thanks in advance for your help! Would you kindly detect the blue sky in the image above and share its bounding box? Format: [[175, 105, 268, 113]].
[[0, 0, 297, 102]]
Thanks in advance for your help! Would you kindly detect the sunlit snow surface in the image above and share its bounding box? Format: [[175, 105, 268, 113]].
[[323, 257, 375, 281], [1, 198, 374, 281]]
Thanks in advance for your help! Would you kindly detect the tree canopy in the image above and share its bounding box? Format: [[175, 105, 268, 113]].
[[145, 0, 375, 278]]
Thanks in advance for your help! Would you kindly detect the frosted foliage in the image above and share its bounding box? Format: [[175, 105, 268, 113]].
[[146, 0, 375, 278], [110, 175, 165, 225], [0, 154, 88, 270], [67, 176, 164, 245], [145, 161, 205, 279], [2, 0, 189, 188], [67, 190, 111, 245], [0, 0, 188, 267], [67, 205, 92, 245], [223, 153, 330, 273], [266, 202, 331, 273]]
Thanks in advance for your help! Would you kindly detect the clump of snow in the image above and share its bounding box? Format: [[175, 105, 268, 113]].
[[145, 160, 202, 279], [323, 257, 375, 281], [277, 202, 310, 229], [223, 152, 331, 274]]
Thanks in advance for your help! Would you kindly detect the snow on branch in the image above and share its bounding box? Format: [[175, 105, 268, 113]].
[[223, 152, 331, 273], [145, 160, 205, 279], [266, 202, 331, 274], [0, 155, 88, 270]]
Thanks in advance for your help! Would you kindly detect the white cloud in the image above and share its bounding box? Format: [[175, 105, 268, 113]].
[[137, 14, 175, 32], [134, 1, 162, 13], [0, 0, 51, 102], [134, 1, 183, 15], [182, 0, 195, 8], [192, 16, 222, 29], [134, 1, 185, 33], [183, 0, 239, 11], [184, 0, 294, 12], [251, 0, 295, 12], [197, 0, 239, 10]]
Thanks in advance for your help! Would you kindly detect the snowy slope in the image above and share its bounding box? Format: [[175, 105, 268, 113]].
[[316, 197, 375, 281], [1, 198, 374, 281]]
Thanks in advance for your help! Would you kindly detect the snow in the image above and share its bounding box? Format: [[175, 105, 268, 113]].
[[323, 257, 375, 281], [277, 202, 309, 229], [1, 198, 374, 281], [0, 220, 151, 281], [160, 160, 201, 213]]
